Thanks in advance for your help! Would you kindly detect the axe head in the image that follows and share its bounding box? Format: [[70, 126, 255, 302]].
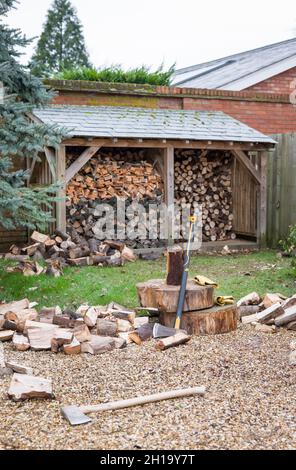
[[61, 405, 92, 426], [153, 323, 187, 339]]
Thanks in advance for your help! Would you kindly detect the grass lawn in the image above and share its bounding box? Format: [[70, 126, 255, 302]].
[[0, 250, 295, 309]]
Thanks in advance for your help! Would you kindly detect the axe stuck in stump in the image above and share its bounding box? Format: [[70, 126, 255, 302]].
[[61, 386, 206, 426]]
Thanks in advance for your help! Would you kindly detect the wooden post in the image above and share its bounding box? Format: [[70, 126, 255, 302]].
[[164, 147, 174, 245], [56, 145, 66, 232], [258, 151, 268, 247]]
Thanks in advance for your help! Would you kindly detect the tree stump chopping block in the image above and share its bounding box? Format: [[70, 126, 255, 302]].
[[136, 280, 214, 313], [159, 304, 238, 336]]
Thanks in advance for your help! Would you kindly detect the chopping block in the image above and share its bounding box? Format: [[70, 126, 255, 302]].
[[136, 280, 237, 336], [136, 279, 215, 313]]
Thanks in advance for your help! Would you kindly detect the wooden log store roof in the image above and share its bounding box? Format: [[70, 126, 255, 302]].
[[34, 105, 276, 145]]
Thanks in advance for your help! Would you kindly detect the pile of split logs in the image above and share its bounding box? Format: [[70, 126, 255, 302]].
[[5, 230, 137, 273], [238, 291, 296, 332], [67, 149, 163, 203], [0, 299, 190, 365], [175, 150, 235, 242]]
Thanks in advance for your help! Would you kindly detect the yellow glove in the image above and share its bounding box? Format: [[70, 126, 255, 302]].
[[215, 296, 234, 306], [194, 275, 219, 289]]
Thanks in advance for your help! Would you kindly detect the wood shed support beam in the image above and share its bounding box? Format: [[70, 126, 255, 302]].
[[63, 137, 274, 153], [232, 150, 261, 184], [65, 146, 104, 184], [56, 145, 66, 232], [164, 147, 175, 246], [258, 151, 268, 247], [44, 147, 57, 180]]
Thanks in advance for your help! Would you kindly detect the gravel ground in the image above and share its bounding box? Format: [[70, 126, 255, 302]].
[[1, 325, 296, 450]]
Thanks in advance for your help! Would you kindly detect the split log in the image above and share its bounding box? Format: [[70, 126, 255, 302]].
[[84, 307, 99, 328], [54, 230, 70, 241], [51, 330, 74, 353], [53, 314, 75, 329], [40, 306, 62, 324], [31, 231, 50, 244], [256, 303, 284, 324], [275, 305, 296, 327], [81, 336, 115, 355], [23, 243, 41, 257], [25, 322, 57, 351], [117, 319, 133, 333], [74, 324, 91, 343], [237, 292, 261, 307], [0, 299, 30, 316], [121, 246, 137, 263], [5, 309, 38, 333], [263, 293, 285, 309], [113, 337, 127, 349], [2, 320, 17, 331], [155, 332, 191, 351], [111, 309, 135, 325], [128, 332, 142, 345], [105, 240, 125, 252], [134, 317, 149, 329], [63, 338, 81, 355], [12, 333, 30, 351], [88, 238, 99, 254], [68, 257, 93, 267], [282, 295, 296, 311], [237, 305, 261, 319], [0, 330, 14, 342], [242, 313, 261, 325], [129, 323, 154, 345], [69, 247, 90, 260], [8, 374, 54, 401], [91, 255, 110, 266], [166, 246, 184, 286], [254, 323, 277, 334], [5, 362, 33, 375], [97, 319, 117, 337]]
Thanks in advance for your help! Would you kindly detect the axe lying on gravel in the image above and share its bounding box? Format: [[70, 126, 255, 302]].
[[61, 386, 206, 426]]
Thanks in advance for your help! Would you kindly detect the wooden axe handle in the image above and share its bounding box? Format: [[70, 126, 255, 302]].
[[80, 386, 206, 414]]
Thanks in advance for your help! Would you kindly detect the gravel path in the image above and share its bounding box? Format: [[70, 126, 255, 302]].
[[1, 325, 296, 450]]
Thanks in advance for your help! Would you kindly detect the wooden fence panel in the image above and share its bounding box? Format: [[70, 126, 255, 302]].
[[267, 133, 296, 247]]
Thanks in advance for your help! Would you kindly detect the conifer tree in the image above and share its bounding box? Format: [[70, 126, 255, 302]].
[[0, 0, 65, 230], [30, 0, 90, 77]]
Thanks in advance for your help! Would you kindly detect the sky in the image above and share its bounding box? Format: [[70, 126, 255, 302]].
[[6, 0, 296, 70]]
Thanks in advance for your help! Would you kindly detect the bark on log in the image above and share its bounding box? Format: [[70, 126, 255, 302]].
[[155, 332, 191, 351], [166, 246, 184, 286], [159, 304, 238, 336], [137, 279, 214, 313], [8, 374, 54, 401]]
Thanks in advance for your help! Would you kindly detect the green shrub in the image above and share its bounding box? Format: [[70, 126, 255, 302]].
[[54, 64, 175, 86], [279, 225, 296, 254]]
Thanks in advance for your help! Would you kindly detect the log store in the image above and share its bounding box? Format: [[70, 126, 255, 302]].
[[17, 105, 276, 253]]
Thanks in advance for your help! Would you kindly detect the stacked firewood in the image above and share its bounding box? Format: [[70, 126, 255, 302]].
[[174, 150, 235, 242], [6, 230, 137, 270], [67, 149, 163, 203], [66, 149, 165, 249], [66, 195, 166, 250]]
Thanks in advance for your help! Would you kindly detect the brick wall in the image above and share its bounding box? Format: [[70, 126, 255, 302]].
[[246, 66, 296, 94], [46, 80, 296, 135]]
